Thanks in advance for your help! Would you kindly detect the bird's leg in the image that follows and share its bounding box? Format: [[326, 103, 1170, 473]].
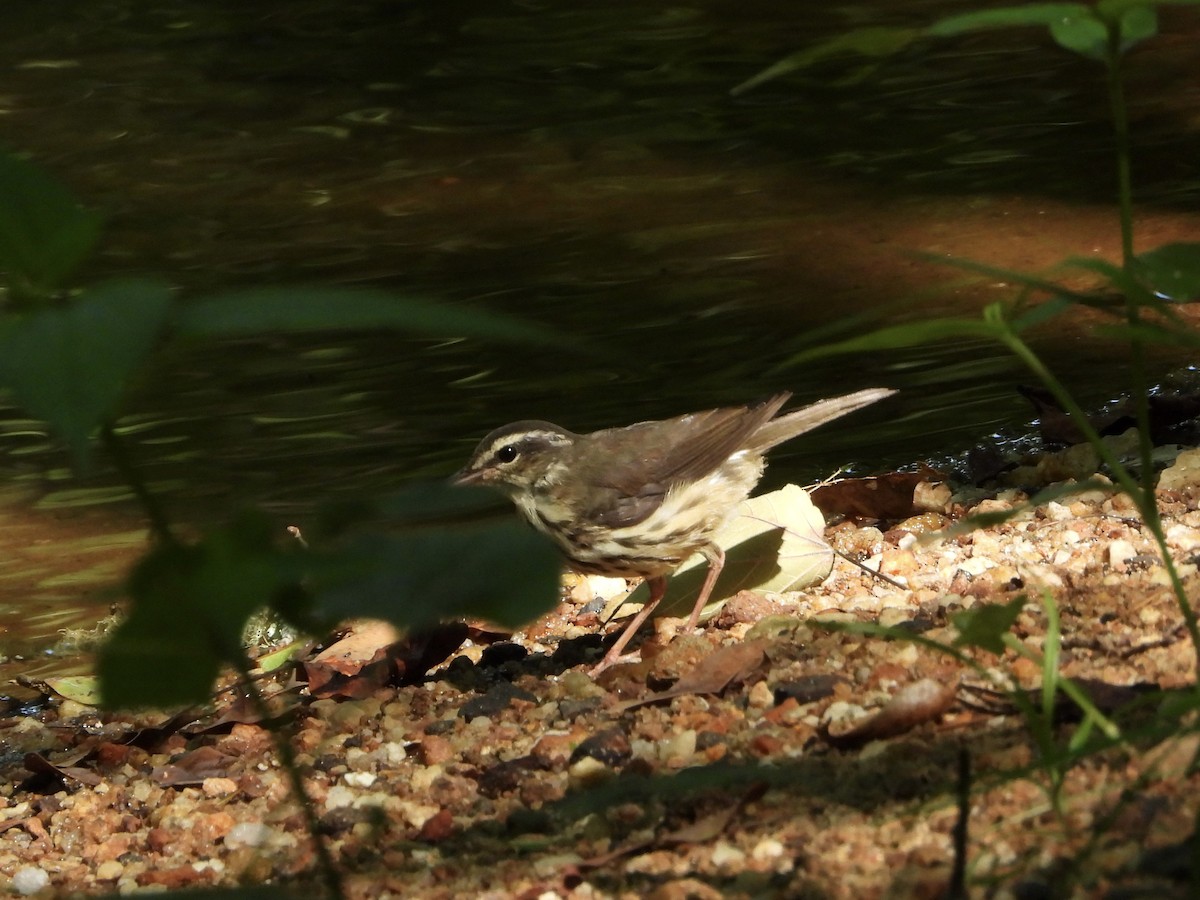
[[589, 575, 667, 676], [685, 543, 725, 631]]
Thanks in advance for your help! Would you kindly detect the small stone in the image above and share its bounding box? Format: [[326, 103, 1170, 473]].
[[774, 674, 842, 706], [747, 680, 774, 709], [225, 822, 273, 850], [94, 860, 124, 881], [751, 837, 786, 861], [479, 641, 528, 667], [530, 733, 573, 769], [569, 727, 631, 767], [567, 755, 613, 787], [12, 867, 50, 895], [459, 682, 537, 721], [913, 481, 952, 513], [661, 729, 696, 764], [1108, 539, 1137, 570], [201, 777, 238, 797], [710, 840, 746, 869], [324, 784, 356, 810]]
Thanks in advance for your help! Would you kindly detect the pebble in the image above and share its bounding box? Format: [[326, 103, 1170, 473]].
[[224, 822, 273, 850], [711, 840, 746, 868], [12, 867, 49, 895], [95, 860, 124, 881], [1108, 540, 1137, 569]]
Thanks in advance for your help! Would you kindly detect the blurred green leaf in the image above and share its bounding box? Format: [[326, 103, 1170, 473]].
[[952, 597, 1027, 655], [174, 287, 565, 347], [0, 149, 103, 299], [731, 27, 920, 95], [1049, 12, 1110, 59], [316, 483, 510, 539], [98, 511, 289, 709], [1134, 242, 1200, 301], [928, 4, 1093, 37], [374, 482, 510, 525], [0, 279, 172, 463], [1009, 296, 1077, 331], [312, 519, 561, 631], [1114, 4, 1157, 51], [782, 316, 1000, 368]]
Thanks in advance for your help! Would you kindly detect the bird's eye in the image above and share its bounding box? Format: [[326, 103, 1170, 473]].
[[495, 444, 519, 464]]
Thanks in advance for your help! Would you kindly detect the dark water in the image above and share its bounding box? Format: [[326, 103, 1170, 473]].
[[1, 0, 1198, 668]]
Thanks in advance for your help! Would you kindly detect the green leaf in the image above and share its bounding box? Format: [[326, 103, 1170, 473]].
[[782, 316, 1001, 367], [312, 519, 562, 631], [731, 27, 920, 95], [927, 4, 1093, 37], [1134, 242, 1200, 301], [316, 483, 513, 541], [1048, 13, 1110, 59], [1114, 4, 1157, 51], [98, 512, 289, 709], [43, 676, 102, 706], [0, 279, 172, 463], [174, 287, 565, 347], [0, 149, 103, 298], [952, 597, 1027, 655]]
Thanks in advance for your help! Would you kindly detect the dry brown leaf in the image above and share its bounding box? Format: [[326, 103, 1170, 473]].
[[23, 751, 103, 787], [810, 467, 945, 520], [152, 745, 238, 786], [824, 678, 958, 748], [616, 640, 769, 712]]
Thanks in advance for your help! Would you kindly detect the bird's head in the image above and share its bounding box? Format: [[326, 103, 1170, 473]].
[[453, 421, 576, 495]]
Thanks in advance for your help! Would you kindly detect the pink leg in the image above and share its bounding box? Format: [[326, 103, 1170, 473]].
[[589, 575, 666, 676], [685, 543, 725, 631]]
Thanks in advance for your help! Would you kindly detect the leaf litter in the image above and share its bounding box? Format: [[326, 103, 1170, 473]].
[[5, 450, 1200, 897]]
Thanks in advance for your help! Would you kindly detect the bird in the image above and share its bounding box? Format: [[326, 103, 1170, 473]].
[[454, 387, 895, 674]]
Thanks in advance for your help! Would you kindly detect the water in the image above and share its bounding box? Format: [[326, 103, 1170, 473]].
[[1, 0, 1198, 675]]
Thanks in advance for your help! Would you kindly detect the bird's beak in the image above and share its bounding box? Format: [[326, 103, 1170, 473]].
[[451, 467, 483, 486]]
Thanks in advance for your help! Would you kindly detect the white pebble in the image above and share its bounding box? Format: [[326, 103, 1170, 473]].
[[752, 837, 786, 861], [1108, 539, 1137, 568], [225, 822, 274, 850], [711, 840, 746, 868], [324, 784, 356, 810], [12, 867, 50, 895]]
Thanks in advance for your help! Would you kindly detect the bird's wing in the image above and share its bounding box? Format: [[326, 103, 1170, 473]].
[[578, 394, 790, 528]]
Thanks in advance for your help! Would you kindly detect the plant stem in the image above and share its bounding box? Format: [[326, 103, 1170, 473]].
[[998, 324, 1200, 672], [1106, 48, 1135, 268], [1105, 37, 1157, 504], [231, 651, 346, 900], [100, 422, 176, 545]]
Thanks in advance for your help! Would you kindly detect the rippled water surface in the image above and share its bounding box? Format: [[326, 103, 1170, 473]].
[[1, 0, 1198, 672]]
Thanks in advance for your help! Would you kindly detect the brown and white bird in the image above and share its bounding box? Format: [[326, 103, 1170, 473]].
[[454, 387, 894, 673]]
